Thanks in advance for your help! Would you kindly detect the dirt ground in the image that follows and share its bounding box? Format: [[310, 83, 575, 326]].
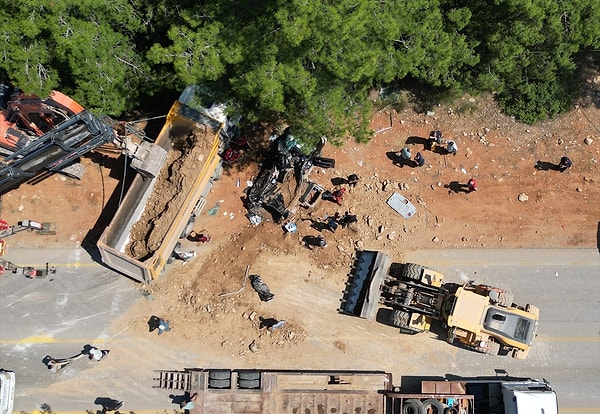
[[1, 84, 599, 373]]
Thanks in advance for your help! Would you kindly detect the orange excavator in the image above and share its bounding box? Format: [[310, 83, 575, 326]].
[[0, 83, 167, 194]]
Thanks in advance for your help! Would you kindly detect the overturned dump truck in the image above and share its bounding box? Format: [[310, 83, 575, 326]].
[[153, 368, 558, 414], [97, 86, 225, 283], [341, 250, 540, 358]]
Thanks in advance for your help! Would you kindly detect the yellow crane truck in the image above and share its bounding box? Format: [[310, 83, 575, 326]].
[[340, 250, 540, 358]]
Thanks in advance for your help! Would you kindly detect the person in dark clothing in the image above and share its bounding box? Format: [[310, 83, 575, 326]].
[[414, 152, 425, 167], [327, 217, 339, 233], [558, 156, 572, 172], [347, 174, 359, 187], [428, 130, 443, 150]]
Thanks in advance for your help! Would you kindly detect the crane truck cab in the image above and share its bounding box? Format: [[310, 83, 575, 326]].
[[0, 370, 15, 414]]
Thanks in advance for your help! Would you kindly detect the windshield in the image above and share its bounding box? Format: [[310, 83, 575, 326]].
[[483, 308, 535, 345]]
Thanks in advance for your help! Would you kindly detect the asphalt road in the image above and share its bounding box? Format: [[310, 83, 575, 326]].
[[0, 248, 598, 413]]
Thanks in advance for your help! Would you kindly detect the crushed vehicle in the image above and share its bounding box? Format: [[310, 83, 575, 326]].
[[245, 128, 332, 224], [340, 250, 540, 358]]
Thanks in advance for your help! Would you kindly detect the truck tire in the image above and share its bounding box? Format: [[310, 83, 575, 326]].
[[213, 163, 223, 181], [401, 263, 425, 281], [422, 399, 445, 414], [444, 408, 458, 414], [208, 378, 231, 389], [238, 379, 260, 389], [180, 215, 196, 239], [209, 369, 231, 380], [402, 399, 424, 414], [238, 371, 261, 381], [390, 310, 411, 329]]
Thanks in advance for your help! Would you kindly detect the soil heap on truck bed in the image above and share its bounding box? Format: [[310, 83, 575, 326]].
[[127, 123, 216, 261]]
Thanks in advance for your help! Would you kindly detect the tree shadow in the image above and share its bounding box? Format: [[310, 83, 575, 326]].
[[445, 181, 469, 193], [535, 160, 560, 171]]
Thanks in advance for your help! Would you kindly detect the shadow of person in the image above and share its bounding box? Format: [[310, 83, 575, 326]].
[[259, 317, 279, 329], [94, 397, 123, 412], [331, 177, 347, 186], [169, 392, 189, 407], [444, 181, 469, 193], [405, 136, 429, 148], [597, 221, 600, 255], [302, 235, 323, 249], [300, 216, 328, 232], [433, 145, 448, 155], [535, 160, 560, 171], [148, 315, 161, 333], [386, 151, 413, 168]]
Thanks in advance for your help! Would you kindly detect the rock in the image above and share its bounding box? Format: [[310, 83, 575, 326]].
[[249, 311, 256, 321], [557, 138, 564, 145], [432, 236, 440, 243], [387, 232, 396, 240], [517, 193, 529, 202], [576, 187, 583, 192], [584, 137, 593, 145], [249, 340, 258, 353]]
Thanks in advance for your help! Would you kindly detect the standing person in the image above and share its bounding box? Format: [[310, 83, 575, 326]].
[[327, 217, 339, 233], [332, 188, 346, 206], [317, 235, 327, 248], [158, 318, 171, 335], [446, 140, 458, 156], [399, 147, 412, 161], [467, 178, 477, 192], [347, 174, 359, 188], [429, 130, 443, 151], [88, 346, 107, 361], [414, 152, 425, 167], [557, 156, 572, 172]]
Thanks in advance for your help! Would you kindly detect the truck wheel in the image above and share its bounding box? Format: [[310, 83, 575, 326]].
[[422, 398, 445, 414], [390, 310, 411, 329], [208, 378, 231, 389], [444, 408, 458, 414], [213, 163, 223, 181], [238, 371, 261, 381], [401, 263, 425, 281], [238, 379, 260, 389], [180, 215, 196, 239], [209, 369, 231, 380], [402, 399, 424, 414]]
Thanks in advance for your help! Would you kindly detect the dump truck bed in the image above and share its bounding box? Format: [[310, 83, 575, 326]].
[[97, 89, 223, 283]]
